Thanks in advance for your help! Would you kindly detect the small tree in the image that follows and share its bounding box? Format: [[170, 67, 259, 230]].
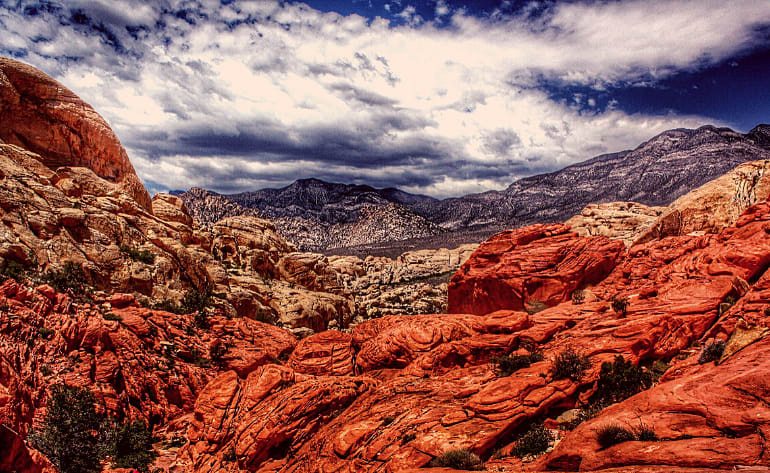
[[552, 348, 591, 381], [105, 419, 158, 471], [28, 385, 103, 473], [611, 296, 629, 317]]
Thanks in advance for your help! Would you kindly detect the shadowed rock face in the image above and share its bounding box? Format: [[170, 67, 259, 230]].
[[0, 58, 151, 210]]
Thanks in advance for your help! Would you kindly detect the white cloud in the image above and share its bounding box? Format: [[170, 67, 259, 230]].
[[0, 0, 768, 197]]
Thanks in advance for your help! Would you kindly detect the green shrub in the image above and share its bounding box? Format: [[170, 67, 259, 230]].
[[571, 289, 585, 305], [595, 422, 657, 448], [209, 338, 229, 363], [182, 286, 213, 314], [1, 260, 26, 282], [611, 296, 629, 317], [512, 423, 553, 458], [222, 446, 237, 462], [595, 355, 654, 403], [401, 432, 417, 444], [634, 423, 658, 441], [496, 351, 544, 377], [563, 402, 607, 430], [595, 424, 635, 448], [552, 348, 591, 381], [28, 385, 103, 473], [43, 261, 87, 294], [104, 419, 158, 471], [103, 312, 122, 322], [525, 300, 547, 315], [698, 340, 725, 364], [381, 416, 395, 426], [119, 244, 155, 264], [429, 449, 483, 470], [39, 364, 52, 377], [38, 327, 54, 339]]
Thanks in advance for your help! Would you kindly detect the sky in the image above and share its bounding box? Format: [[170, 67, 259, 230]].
[[1, 0, 769, 198]]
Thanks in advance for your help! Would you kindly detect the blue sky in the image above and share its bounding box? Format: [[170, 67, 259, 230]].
[[1, 0, 769, 197]]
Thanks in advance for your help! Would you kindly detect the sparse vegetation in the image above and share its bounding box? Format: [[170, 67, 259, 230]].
[[563, 402, 607, 430], [209, 338, 229, 364], [222, 446, 237, 462], [512, 423, 553, 458], [103, 312, 122, 322], [429, 449, 483, 470], [43, 261, 87, 294], [611, 296, 629, 317], [525, 300, 547, 315], [552, 347, 591, 381], [595, 424, 635, 448], [496, 351, 544, 377], [39, 364, 52, 377], [28, 385, 103, 473], [595, 422, 658, 448], [698, 340, 726, 364], [104, 419, 158, 471], [719, 295, 737, 315], [572, 289, 586, 305], [38, 327, 54, 339], [1, 260, 26, 282], [595, 355, 654, 403], [401, 432, 416, 444], [381, 416, 395, 426], [119, 244, 155, 264]]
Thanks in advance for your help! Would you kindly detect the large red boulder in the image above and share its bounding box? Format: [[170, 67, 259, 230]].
[[448, 224, 625, 315], [0, 58, 151, 209]]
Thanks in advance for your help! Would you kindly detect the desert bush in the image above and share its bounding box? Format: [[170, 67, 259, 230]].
[[28, 385, 103, 473], [698, 340, 726, 364], [103, 312, 122, 322], [552, 348, 591, 381], [381, 416, 395, 426], [38, 327, 54, 339], [209, 338, 229, 363], [595, 355, 654, 403], [611, 296, 629, 317], [1, 260, 26, 282], [429, 449, 483, 470], [634, 422, 658, 441], [595, 424, 635, 448], [104, 419, 158, 471], [39, 364, 52, 377], [119, 244, 155, 264], [496, 351, 544, 377], [43, 261, 87, 294], [512, 423, 553, 458], [571, 289, 586, 304]]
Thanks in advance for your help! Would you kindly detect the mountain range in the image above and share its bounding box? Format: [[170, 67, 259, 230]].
[[180, 124, 770, 252]]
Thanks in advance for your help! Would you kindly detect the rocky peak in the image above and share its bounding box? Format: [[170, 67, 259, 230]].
[[0, 58, 151, 210]]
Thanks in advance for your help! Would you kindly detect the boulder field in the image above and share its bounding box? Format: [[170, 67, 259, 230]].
[[115, 199, 770, 471]]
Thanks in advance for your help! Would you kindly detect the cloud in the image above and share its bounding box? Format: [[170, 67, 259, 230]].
[[0, 0, 768, 198]]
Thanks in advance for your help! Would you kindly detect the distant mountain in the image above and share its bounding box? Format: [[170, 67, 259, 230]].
[[418, 124, 770, 230], [179, 124, 770, 252]]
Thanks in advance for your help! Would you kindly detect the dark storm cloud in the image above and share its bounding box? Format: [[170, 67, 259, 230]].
[[2, 0, 770, 198]]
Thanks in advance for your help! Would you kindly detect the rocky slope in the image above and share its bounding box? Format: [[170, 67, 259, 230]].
[[564, 202, 667, 246], [180, 125, 770, 251]]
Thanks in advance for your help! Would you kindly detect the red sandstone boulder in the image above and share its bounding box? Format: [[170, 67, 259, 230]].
[[0, 58, 151, 210], [448, 224, 625, 315]]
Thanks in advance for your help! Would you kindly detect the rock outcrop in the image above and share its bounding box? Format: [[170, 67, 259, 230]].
[[447, 224, 625, 314], [174, 198, 770, 472], [637, 159, 770, 243], [0, 58, 151, 210], [565, 202, 666, 246]]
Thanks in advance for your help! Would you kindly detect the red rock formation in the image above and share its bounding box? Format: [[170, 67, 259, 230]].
[[448, 224, 625, 315], [0, 58, 151, 209]]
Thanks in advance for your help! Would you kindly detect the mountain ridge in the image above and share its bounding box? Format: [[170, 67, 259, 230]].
[[179, 123, 770, 252]]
